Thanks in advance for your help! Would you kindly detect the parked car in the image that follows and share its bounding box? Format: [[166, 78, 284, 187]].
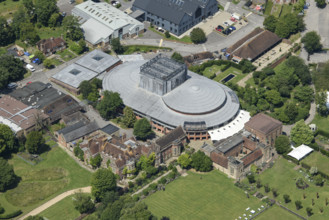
[[223, 21, 229, 26], [223, 29, 232, 35], [26, 81, 32, 85], [229, 26, 236, 31], [32, 57, 41, 65], [26, 64, 35, 72], [111, 1, 119, 6], [7, 83, 17, 89], [157, 27, 165, 33], [217, 25, 224, 30]]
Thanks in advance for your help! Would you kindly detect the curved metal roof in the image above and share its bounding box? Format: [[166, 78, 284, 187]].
[[103, 60, 240, 130]]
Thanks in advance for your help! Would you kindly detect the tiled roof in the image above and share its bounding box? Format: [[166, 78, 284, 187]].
[[241, 149, 263, 167], [245, 113, 282, 135], [36, 37, 65, 54], [155, 126, 185, 151], [210, 151, 228, 168]]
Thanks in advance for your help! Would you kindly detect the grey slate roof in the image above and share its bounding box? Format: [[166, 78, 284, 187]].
[[214, 134, 243, 154], [133, 0, 209, 25], [101, 124, 119, 135], [75, 49, 120, 74], [156, 126, 185, 150], [59, 121, 99, 143]]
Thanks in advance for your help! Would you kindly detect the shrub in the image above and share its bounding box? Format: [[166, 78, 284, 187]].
[[142, 189, 149, 196], [190, 28, 206, 44], [283, 194, 291, 203], [272, 188, 278, 197], [314, 174, 324, 186], [306, 207, 313, 216], [296, 177, 309, 189], [247, 173, 256, 184], [0, 210, 22, 219], [165, 31, 170, 38], [295, 200, 302, 210], [264, 184, 270, 193]]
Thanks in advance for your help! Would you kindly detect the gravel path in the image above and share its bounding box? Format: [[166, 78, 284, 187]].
[[19, 186, 91, 220]]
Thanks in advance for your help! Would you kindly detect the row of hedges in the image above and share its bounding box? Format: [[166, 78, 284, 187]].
[[301, 162, 329, 180], [188, 59, 256, 75], [282, 153, 300, 165], [0, 210, 22, 219], [317, 129, 329, 139]]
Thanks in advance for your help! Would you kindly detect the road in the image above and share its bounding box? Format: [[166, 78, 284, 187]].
[[19, 186, 91, 220], [300, 1, 329, 63]]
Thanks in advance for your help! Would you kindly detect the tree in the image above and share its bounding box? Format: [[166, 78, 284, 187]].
[[79, 81, 93, 99], [62, 15, 84, 41], [20, 22, 40, 44], [294, 86, 313, 103], [171, 52, 184, 63], [164, 31, 170, 38], [25, 131, 45, 154], [111, 38, 124, 54], [0, 16, 15, 46], [263, 15, 278, 32], [284, 102, 298, 123], [302, 31, 322, 55], [285, 56, 311, 85], [12, 7, 29, 38], [239, 59, 256, 73], [283, 194, 291, 203], [22, 0, 34, 18], [0, 158, 17, 192], [70, 42, 84, 55], [133, 118, 153, 140], [272, 188, 278, 197], [315, 0, 326, 8], [0, 55, 26, 90], [91, 168, 116, 200], [314, 174, 323, 186], [247, 173, 256, 184], [73, 193, 95, 214], [34, 50, 45, 62], [120, 202, 154, 220], [137, 153, 155, 171], [97, 91, 123, 120], [177, 154, 191, 169], [291, 120, 314, 146], [310, 167, 318, 176], [265, 90, 282, 106], [90, 154, 103, 169], [74, 146, 84, 161], [122, 106, 136, 128], [275, 21, 290, 38], [295, 200, 302, 210], [190, 28, 206, 44], [191, 151, 212, 172], [78, 39, 87, 53], [275, 135, 290, 154], [48, 12, 60, 27], [0, 124, 15, 155], [34, 0, 58, 26], [306, 207, 313, 216]]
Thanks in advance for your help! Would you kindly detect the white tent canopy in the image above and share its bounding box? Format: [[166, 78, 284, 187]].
[[208, 110, 250, 142], [288, 144, 314, 161]]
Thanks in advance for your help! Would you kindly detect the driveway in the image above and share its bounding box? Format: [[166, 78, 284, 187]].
[[57, 0, 75, 15]]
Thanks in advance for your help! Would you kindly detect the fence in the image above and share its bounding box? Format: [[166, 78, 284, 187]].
[[277, 203, 307, 220]]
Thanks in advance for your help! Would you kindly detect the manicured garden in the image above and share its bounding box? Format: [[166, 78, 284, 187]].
[[40, 194, 90, 220], [245, 158, 329, 219], [0, 146, 92, 217], [144, 170, 262, 220]]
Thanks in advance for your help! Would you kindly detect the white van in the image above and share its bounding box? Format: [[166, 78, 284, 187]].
[[26, 64, 35, 72]]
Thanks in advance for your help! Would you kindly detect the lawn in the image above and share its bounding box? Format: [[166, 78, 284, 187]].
[[123, 45, 172, 55], [203, 65, 224, 78], [144, 170, 261, 220], [272, 4, 283, 18], [280, 4, 293, 18], [250, 157, 329, 219], [264, 0, 273, 15], [148, 27, 193, 43], [37, 27, 65, 40], [0, 147, 92, 217], [312, 115, 329, 135], [0, 0, 22, 18], [57, 49, 77, 62], [39, 194, 90, 220], [245, 77, 256, 87], [256, 205, 300, 220], [213, 66, 244, 84], [302, 152, 329, 177]]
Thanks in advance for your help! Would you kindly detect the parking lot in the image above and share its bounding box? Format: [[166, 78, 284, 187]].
[[177, 11, 248, 38]]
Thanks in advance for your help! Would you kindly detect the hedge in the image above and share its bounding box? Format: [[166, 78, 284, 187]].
[[282, 153, 299, 165], [301, 162, 329, 180], [0, 210, 22, 219], [318, 129, 329, 139]]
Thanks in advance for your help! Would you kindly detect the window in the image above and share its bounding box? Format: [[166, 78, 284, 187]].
[[69, 69, 81, 75], [92, 55, 104, 61]]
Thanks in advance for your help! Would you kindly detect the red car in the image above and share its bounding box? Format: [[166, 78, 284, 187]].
[[26, 81, 32, 85], [215, 27, 223, 32]]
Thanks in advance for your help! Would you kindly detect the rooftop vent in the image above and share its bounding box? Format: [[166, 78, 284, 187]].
[[92, 55, 104, 61], [69, 69, 81, 75]]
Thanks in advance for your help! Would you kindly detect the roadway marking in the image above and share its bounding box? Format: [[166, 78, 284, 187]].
[[224, 2, 230, 11], [246, 12, 253, 17], [159, 39, 163, 47]]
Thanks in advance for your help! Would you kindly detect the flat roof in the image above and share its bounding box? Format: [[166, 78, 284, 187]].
[[81, 18, 114, 45], [103, 60, 240, 129], [118, 54, 144, 63], [75, 49, 120, 74], [288, 144, 314, 161], [52, 63, 98, 89], [214, 134, 243, 154]]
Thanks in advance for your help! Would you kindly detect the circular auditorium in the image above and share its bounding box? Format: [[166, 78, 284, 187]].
[[103, 54, 243, 140]]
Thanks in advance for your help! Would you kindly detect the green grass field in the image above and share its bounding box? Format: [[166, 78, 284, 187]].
[[264, 1, 273, 15], [37, 27, 65, 40], [144, 170, 262, 220], [302, 152, 329, 177], [213, 66, 244, 84], [0, 0, 22, 18], [123, 45, 172, 55], [280, 4, 293, 18], [0, 147, 91, 217], [203, 65, 224, 78], [57, 49, 77, 62], [40, 194, 90, 220], [251, 158, 329, 219], [256, 205, 300, 220], [272, 4, 283, 18]]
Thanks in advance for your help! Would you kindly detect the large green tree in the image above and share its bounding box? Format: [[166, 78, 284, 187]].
[[275, 135, 290, 154], [265, 90, 282, 106], [62, 15, 84, 41], [302, 31, 322, 55], [285, 56, 311, 85], [263, 15, 278, 32], [291, 120, 314, 146], [0, 124, 15, 155], [122, 106, 136, 128], [97, 91, 123, 120], [0, 16, 15, 46], [177, 154, 191, 169], [171, 52, 184, 63], [73, 193, 95, 214], [34, 0, 58, 26], [111, 38, 124, 54], [79, 81, 93, 99], [133, 118, 153, 140], [294, 86, 313, 103], [191, 151, 212, 172], [0, 158, 17, 192], [91, 168, 116, 200], [20, 22, 40, 44], [315, 0, 326, 8], [190, 28, 206, 44], [12, 7, 29, 38], [120, 202, 154, 220], [25, 131, 45, 154], [90, 154, 103, 169]]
